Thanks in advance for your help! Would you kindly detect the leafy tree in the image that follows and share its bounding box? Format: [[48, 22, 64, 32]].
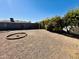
[[39, 18, 50, 29], [63, 9, 79, 33], [47, 16, 64, 32], [39, 9, 79, 34]]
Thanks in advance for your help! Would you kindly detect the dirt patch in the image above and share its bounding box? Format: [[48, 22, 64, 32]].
[[0, 29, 79, 59]]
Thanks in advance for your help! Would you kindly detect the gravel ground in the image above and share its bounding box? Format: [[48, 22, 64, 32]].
[[0, 29, 79, 59]]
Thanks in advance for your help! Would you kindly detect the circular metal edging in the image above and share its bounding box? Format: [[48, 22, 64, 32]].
[[6, 32, 27, 40]]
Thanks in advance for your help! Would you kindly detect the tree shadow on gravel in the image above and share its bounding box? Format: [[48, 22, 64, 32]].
[[49, 31, 79, 39]]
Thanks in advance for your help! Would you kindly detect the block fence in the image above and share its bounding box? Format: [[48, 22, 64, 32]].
[[0, 22, 39, 30]]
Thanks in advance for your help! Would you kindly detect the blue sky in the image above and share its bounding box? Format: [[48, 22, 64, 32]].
[[0, 0, 79, 22]]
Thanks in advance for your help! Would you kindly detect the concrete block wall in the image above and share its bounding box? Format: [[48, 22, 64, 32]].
[[0, 22, 39, 30]]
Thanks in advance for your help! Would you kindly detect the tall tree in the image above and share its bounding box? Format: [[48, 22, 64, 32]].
[[63, 9, 79, 33], [47, 16, 64, 32]]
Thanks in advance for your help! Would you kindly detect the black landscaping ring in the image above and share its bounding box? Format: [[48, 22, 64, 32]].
[[6, 32, 27, 40]]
